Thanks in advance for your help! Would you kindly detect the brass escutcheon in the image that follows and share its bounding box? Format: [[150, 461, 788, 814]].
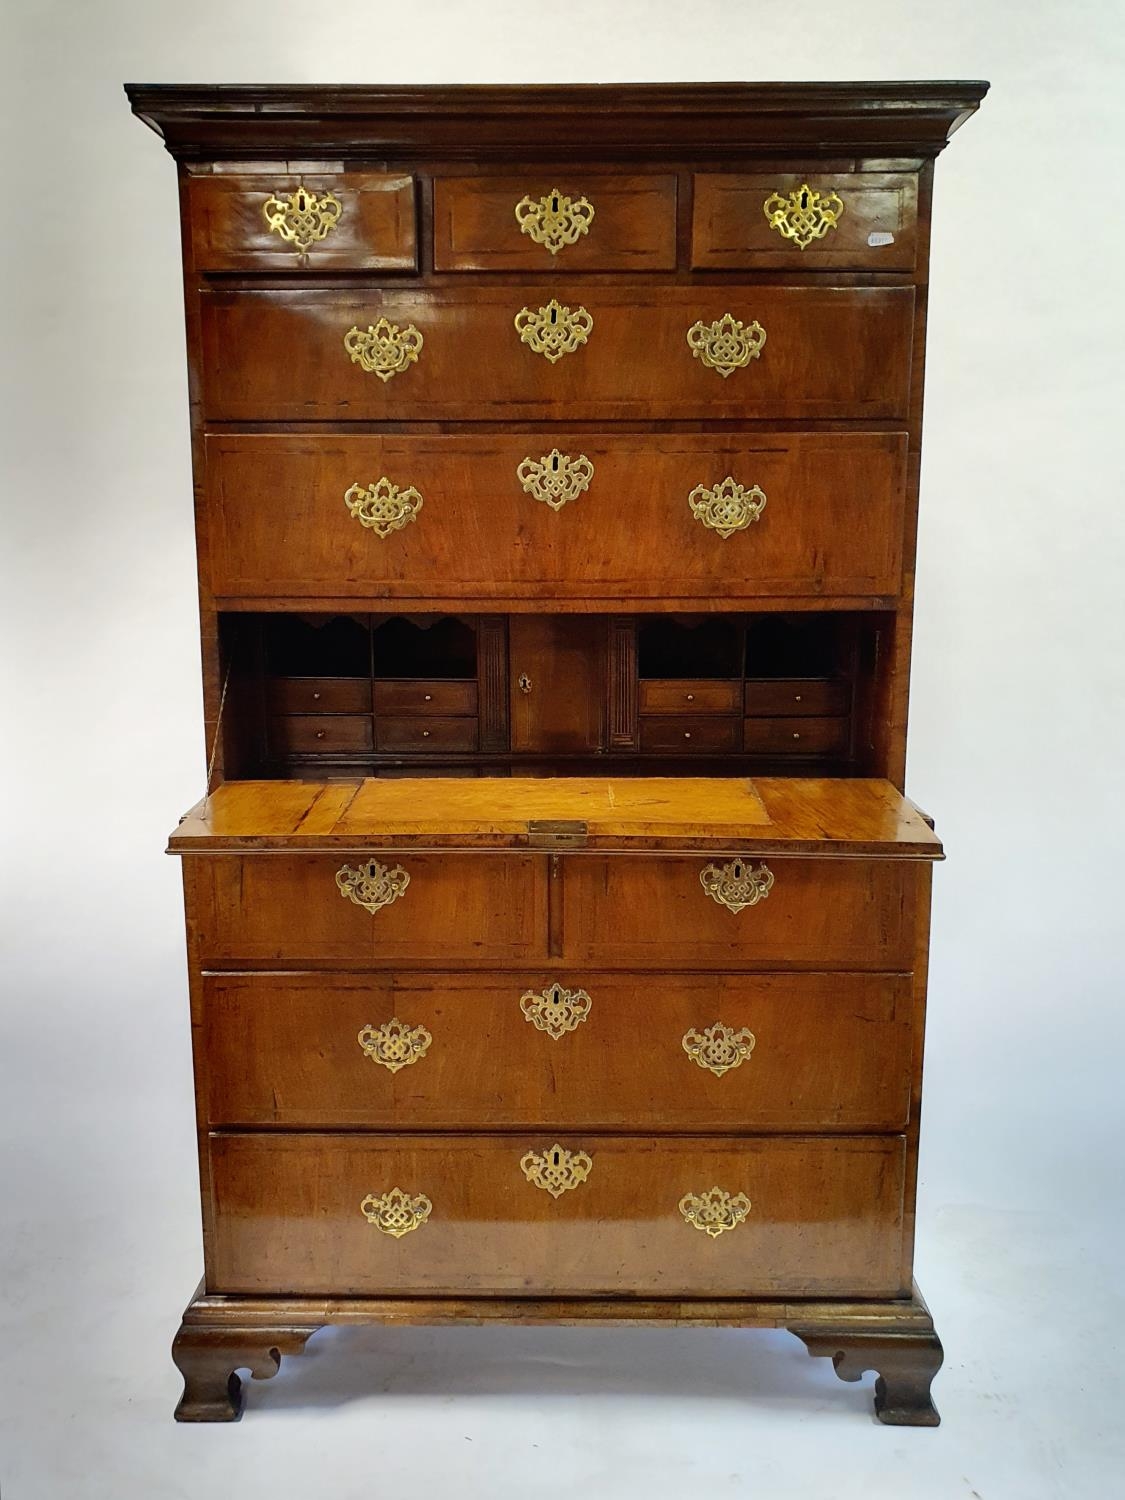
[[699, 858, 774, 913], [520, 1143, 593, 1198], [516, 449, 594, 511], [514, 187, 595, 254], [688, 476, 767, 539], [262, 184, 343, 259], [679, 1187, 752, 1237], [344, 317, 423, 382], [682, 1022, 757, 1077], [520, 983, 592, 1039], [344, 477, 423, 538], [336, 859, 410, 914], [687, 313, 766, 378], [360, 1188, 432, 1237], [514, 299, 593, 363], [763, 182, 845, 249], [358, 1017, 433, 1073]]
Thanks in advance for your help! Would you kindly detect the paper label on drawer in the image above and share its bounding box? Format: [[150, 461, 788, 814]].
[[867, 230, 895, 246]]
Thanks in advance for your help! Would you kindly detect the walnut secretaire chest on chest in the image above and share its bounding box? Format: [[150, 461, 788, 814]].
[[126, 81, 986, 1424]]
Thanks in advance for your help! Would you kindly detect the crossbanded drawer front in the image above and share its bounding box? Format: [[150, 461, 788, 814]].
[[199, 286, 915, 422], [187, 173, 417, 272], [200, 970, 913, 1130], [433, 175, 677, 271], [692, 173, 919, 271], [208, 1132, 907, 1297], [204, 431, 907, 601], [561, 856, 917, 969], [187, 853, 548, 967]]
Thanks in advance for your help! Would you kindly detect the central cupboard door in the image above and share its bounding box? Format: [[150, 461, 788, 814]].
[[204, 431, 907, 601]]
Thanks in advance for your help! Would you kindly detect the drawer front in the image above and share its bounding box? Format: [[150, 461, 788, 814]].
[[268, 714, 373, 755], [639, 717, 739, 754], [742, 716, 850, 757], [201, 970, 914, 1131], [267, 677, 372, 715], [373, 679, 478, 715], [187, 853, 547, 967], [692, 173, 918, 271], [188, 173, 417, 272], [200, 286, 915, 422], [434, 175, 677, 271], [743, 678, 850, 717], [376, 716, 479, 753], [204, 431, 907, 601], [639, 680, 741, 715], [561, 856, 916, 969], [209, 1132, 907, 1297]]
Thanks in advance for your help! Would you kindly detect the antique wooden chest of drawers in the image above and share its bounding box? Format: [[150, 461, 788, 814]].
[[127, 80, 986, 1424]]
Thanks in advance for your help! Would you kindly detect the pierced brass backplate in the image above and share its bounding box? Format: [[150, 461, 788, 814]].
[[688, 477, 767, 539], [687, 313, 766, 378], [520, 1143, 593, 1198], [520, 983, 592, 1039], [360, 1188, 432, 1238], [514, 187, 595, 254], [358, 1017, 433, 1073], [679, 1187, 752, 1238], [344, 477, 423, 538], [763, 182, 845, 250], [336, 859, 411, 914], [344, 317, 423, 382], [514, 299, 593, 363], [262, 184, 343, 259], [517, 448, 594, 511], [682, 1022, 757, 1077], [699, 858, 774, 912]]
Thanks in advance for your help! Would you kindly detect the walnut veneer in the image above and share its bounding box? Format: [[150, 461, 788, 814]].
[[128, 80, 986, 1424]]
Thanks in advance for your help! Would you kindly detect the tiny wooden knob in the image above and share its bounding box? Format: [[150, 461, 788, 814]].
[[684, 732, 692, 740], [792, 732, 800, 740], [316, 729, 326, 739], [422, 730, 431, 738], [424, 693, 432, 701], [794, 693, 802, 702], [686, 693, 695, 702], [313, 691, 321, 700]]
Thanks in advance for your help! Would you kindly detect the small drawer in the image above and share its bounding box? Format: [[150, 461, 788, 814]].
[[185, 851, 548, 967], [376, 716, 479, 753], [210, 1131, 907, 1297], [269, 714, 373, 755], [639, 680, 741, 715], [561, 856, 917, 970], [742, 717, 850, 756], [187, 172, 417, 272], [743, 678, 850, 717], [433, 175, 677, 272], [692, 172, 918, 271], [267, 677, 371, 715], [373, 679, 478, 716], [639, 717, 739, 754]]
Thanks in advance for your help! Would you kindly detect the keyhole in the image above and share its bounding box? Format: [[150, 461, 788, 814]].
[[551, 1149, 562, 1167], [549, 305, 558, 324], [799, 188, 810, 209], [518, 673, 533, 694], [551, 193, 560, 213], [550, 454, 560, 472]]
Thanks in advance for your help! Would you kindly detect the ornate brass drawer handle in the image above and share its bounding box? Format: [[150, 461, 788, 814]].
[[520, 983, 592, 1039], [763, 182, 845, 250], [679, 1187, 752, 1238], [344, 317, 423, 382], [520, 1143, 593, 1198], [514, 299, 593, 363], [358, 1017, 432, 1073], [344, 477, 423, 538], [336, 859, 410, 914], [687, 313, 766, 378], [515, 187, 595, 254], [517, 449, 594, 511], [700, 858, 774, 912], [688, 477, 767, 539], [682, 1022, 756, 1077], [361, 1188, 432, 1238], [262, 184, 343, 259]]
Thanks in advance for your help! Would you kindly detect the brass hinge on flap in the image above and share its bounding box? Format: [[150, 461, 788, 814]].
[[527, 819, 588, 849]]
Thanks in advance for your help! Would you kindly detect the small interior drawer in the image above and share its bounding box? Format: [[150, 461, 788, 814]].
[[373, 679, 478, 715], [742, 716, 850, 756], [267, 677, 371, 715], [639, 680, 741, 715], [376, 716, 479, 753], [743, 678, 850, 717], [269, 714, 374, 755], [639, 717, 739, 754]]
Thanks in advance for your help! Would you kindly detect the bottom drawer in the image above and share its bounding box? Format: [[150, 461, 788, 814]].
[[209, 1133, 906, 1297]]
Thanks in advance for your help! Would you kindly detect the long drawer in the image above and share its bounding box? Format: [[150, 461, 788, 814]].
[[200, 970, 914, 1130], [204, 431, 906, 601], [208, 1132, 907, 1297], [187, 852, 548, 966], [199, 285, 915, 421]]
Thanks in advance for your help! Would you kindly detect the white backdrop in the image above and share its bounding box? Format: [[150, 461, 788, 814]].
[[2, 2, 1123, 1496]]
